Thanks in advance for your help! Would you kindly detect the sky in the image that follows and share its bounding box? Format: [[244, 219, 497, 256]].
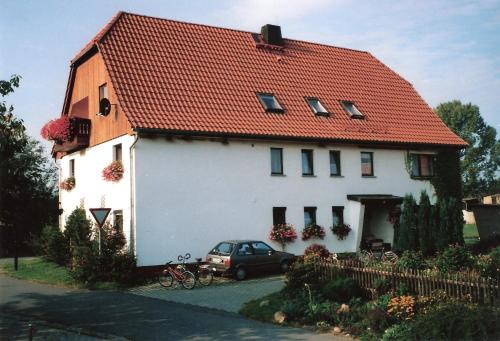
[[1, 0, 499, 145]]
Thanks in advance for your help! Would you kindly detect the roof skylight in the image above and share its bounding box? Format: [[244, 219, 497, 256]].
[[341, 101, 364, 118], [257, 93, 284, 113], [306, 97, 329, 116]]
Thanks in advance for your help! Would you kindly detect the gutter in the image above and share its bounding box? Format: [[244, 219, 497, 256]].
[[129, 132, 139, 255], [134, 127, 468, 150]]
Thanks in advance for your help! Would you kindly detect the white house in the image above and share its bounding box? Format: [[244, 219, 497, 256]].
[[52, 12, 466, 266]]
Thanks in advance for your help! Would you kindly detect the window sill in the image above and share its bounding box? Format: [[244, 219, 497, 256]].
[[330, 175, 344, 178], [271, 173, 286, 177], [302, 174, 316, 177], [411, 176, 433, 180], [362, 175, 377, 178]]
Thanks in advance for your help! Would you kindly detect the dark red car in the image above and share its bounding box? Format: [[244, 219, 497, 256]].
[[206, 240, 295, 280]]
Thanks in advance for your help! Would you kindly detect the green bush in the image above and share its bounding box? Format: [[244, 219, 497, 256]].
[[396, 251, 426, 271], [364, 306, 393, 334], [488, 247, 500, 270], [377, 294, 392, 310], [395, 283, 409, 296], [40, 225, 69, 266], [373, 277, 391, 295], [321, 276, 365, 303], [71, 245, 99, 283], [284, 259, 322, 294], [281, 296, 308, 322], [381, 323, 413, 341], [383, 302, 500, 341], [64, 208, 92, 249], [435, 244, 474, 273], [304, 301, 334, 324], [108, 253, 137, 283]]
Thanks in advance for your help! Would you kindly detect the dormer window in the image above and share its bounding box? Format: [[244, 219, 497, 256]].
[[257, 93, 284, 113], [306, 97, 329, 116], [341, 101, 364, 118]]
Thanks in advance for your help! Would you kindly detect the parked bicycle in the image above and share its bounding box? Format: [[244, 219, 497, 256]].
[[158, 259, 196, 289], [358, 249, 398, 264], [177, 253, 215, 286]]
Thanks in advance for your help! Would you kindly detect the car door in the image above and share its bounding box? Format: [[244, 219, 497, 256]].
[[235, 243, 257, 272], [251, 241, 277, 272]]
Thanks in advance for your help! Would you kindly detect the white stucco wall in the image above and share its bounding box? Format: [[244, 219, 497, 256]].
[[134, 138, 435, 266], [58, 135, 135, 245]]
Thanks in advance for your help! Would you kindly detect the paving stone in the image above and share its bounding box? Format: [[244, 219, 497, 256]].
[[129, 275, 285, 313]]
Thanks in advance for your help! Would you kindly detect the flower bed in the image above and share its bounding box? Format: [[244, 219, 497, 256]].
[[41, 116, 72, 142], [304, 244, 330, 262], [102, 161, 124, 182], [301, 224, 325, 241]]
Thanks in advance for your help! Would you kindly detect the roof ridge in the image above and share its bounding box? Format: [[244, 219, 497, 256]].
[[118, 11, 371, 55]]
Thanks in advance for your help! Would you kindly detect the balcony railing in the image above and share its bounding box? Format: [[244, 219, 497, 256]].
[[53, 118, 91, 153]]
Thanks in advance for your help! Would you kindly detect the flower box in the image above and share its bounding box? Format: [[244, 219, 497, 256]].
[[60, 177, 76, 191], [102, 161, 124, 182]]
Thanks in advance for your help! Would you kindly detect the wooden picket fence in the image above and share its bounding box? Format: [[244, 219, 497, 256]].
[[314, 259, 500, 305]]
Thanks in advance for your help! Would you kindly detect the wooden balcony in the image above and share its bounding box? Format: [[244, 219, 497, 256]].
[[53, 118, 91, 153]]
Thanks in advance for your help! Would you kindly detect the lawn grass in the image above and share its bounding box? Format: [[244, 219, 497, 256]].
[[464, 223, 480, 245], [1, 257, 80, 287], [239, 291, 284, 323], [0, 257, 123, 290]]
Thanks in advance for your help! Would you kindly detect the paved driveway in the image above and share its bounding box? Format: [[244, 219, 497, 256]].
[[0, 274, 346, 340], [129, 275, 285, 313]]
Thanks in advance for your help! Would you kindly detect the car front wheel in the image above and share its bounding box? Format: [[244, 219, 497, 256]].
[[234, 267, 247, 281]]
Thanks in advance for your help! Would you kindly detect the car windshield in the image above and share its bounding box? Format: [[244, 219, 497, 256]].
[[211, 242, 234, 255]]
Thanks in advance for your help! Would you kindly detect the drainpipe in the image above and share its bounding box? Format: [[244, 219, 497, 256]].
[[129, 132, 139, 255]]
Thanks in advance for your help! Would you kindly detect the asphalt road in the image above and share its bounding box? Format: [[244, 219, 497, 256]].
[[0, 274, 346, 341]]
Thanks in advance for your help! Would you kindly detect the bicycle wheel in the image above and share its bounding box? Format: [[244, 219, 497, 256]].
[[158, 270, 174, 287], [181, 270, 196, 289], [197, 268, 213, 286]]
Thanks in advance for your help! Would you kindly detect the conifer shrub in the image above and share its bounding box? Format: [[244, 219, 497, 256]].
[[40, 225, 69, 266]]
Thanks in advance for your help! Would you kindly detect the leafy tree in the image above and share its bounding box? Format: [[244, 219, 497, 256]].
[[417, 191, 433, 255], [0, 75, 58, 257], [435, 101, 500, 197]]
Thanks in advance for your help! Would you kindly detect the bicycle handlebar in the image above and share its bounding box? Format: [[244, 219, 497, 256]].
[[177, 253, 191, 262]]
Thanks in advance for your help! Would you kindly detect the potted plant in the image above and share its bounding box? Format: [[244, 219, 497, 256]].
[[301, 223, 326, 241], [102, 160, 124, 182], [60, 176, 76, 191], [41, 116, 72, 143], [269, 224, 297, 250], [331, 223, 352, 240]]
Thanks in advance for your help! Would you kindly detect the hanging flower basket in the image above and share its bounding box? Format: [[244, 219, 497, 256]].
[[41, 116, 72, 143], [102, 161, 124, 182], [269, 224, 297, 250], [330, 223, 352, 240], [304, 243, 330, 262], [301, 224, 326, 241], [60, 177, 75, 191]]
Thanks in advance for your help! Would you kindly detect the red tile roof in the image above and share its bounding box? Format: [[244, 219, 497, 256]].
[[75, 12, 466, 147]]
